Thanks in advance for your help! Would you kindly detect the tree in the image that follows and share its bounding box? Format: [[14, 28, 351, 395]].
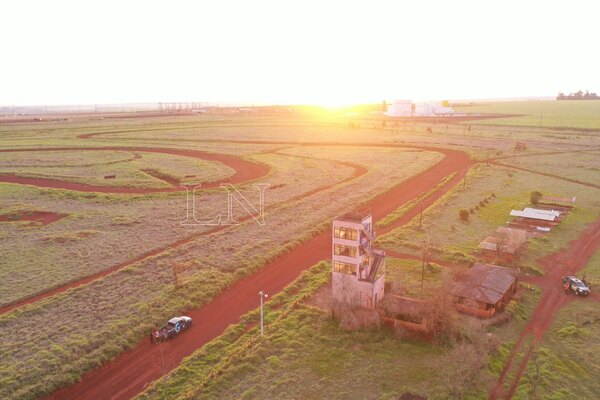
[[495, 235, 508, 259], [424, 287, 461, 345], [530, 191, 543, 206], [525, 351, 543, 399], [440, 322, 497, 399], [459, 209, 470, 221]]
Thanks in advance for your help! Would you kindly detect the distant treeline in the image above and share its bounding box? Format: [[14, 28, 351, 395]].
[[557, 90, 599, 100]]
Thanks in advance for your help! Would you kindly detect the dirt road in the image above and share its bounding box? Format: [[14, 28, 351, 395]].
[[43, 145, 473, 400], [0, 154, 365, 315], [489, 217, 600, 399], [0, 147, 269, 193]]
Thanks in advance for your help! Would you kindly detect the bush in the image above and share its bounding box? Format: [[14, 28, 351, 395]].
[[459, 209, 470, 221], [530, 191, 543, 205]]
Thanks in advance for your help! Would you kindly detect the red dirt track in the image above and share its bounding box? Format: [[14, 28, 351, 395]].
[[40, 145, 473, 400], [0, 211, 65, 225], [0, 154, 366, 316], [490, 217, 600, 400], [0, 147, 269, 193]]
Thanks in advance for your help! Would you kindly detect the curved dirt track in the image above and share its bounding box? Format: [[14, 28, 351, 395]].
[[0, 151, 367, 315], [44, 144, 473, 400], [0, 147, 269, 193], [489, 216, 600, 400]]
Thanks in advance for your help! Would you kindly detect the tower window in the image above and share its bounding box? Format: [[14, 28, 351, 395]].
[[334, 227, 358, 240]]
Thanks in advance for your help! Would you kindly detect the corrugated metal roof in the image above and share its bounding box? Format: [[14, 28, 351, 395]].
[[450, 263, 517, 305], [523, 208, 560, 217], [510, 210, 555, 221], [478, 240, 516, 254]]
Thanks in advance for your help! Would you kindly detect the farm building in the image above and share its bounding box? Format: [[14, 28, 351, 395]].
[[450, 263, 518, 318], [384, 100, 454, 117], [478, 227, 528, 260], [331, 211, 385, 309], [385, 100, 412, 117], [508, 207, 566, 233], [414, 101, 454, 116]]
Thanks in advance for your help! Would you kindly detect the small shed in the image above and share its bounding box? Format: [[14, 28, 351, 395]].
[[450, 263, 518, 318], [478, 227, 527, 260]]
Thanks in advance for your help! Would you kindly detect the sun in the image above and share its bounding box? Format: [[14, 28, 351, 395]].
[[313, 98, 358, 110]]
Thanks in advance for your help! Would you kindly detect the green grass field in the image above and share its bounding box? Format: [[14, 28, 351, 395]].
[[498, 150, 600, 188], [377, 163, 600, 271], [0, 149, 235, 188], [2, 110, 600, 399], [508, 298, 600, 399], [453, 100, 600, 129], [0, 117, 445, 400], [137, 262, 540, 400]]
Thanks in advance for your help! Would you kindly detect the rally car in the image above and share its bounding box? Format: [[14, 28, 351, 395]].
[[150, 316, 192, 343], [562, 276, 590, 296]]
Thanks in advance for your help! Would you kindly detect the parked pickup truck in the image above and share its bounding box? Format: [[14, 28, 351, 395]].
[[151, 316, 192, 343]]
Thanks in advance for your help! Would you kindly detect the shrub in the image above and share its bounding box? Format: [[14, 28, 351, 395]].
[[530, 191, 543, 205], [459, 209, 470, 221]]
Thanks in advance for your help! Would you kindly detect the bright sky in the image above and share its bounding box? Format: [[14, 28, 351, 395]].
[[1, 0, 598, 106]]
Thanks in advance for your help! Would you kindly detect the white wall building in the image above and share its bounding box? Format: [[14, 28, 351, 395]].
[[332, 211, 385, 309], [384, 100, 412, 117], [414, 101, 454, 116], [385, 100, 454, 117]]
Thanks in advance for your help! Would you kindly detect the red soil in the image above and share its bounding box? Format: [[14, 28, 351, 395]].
[[0, 211, 65, 225], [0, 147, 269, 193], [0, 157, 366, 316], [490, 217, 600, 400], [43, 145, 474, 400]]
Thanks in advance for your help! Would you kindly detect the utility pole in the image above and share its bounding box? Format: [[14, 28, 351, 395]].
[[421, 251, 425, 292], [259, 291, 268, 336], [421, 232, 430, 292]]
